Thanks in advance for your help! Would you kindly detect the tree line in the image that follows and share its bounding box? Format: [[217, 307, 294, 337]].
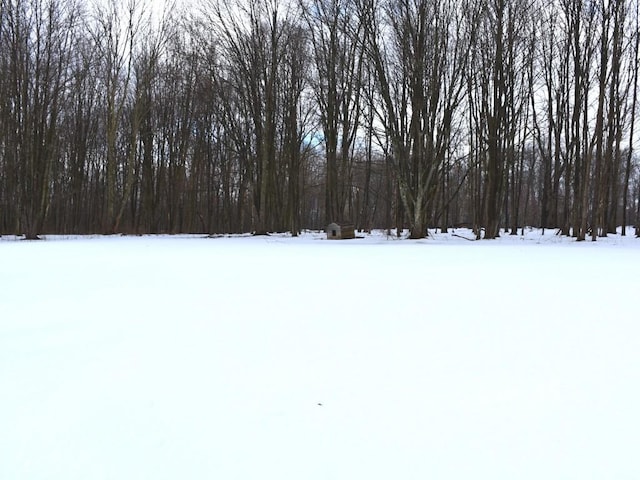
[[1, 0, 640, 239]]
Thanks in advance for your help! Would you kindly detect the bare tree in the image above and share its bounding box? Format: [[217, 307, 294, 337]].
[[469, 0, 534, 239], [208, 0, 308, 234], [1, 0, 81, 239], [91, 0, 152, 233], [359, 0, 476, 238], [300, 0, 364, 224], [622, 1, 639, 236]]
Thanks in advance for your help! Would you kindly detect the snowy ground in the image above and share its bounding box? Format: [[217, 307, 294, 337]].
[[1, 229, 640, 480]]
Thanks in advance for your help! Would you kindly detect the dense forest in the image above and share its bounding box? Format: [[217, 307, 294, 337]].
[[1, 0, 640, 239]]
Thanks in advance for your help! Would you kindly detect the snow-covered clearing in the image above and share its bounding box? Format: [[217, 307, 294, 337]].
[[1, 229, 639, 480]]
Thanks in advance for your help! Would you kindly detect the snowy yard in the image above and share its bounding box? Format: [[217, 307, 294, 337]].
[[1, 230, 640, 480]]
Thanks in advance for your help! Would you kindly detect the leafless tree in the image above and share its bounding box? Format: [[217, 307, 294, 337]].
[[1, 0, 81, 239], [359, 0, 476, 238], [300, 0, 364, 224]]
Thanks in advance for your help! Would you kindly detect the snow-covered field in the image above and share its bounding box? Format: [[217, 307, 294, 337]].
[[1, 229, 639, 480]]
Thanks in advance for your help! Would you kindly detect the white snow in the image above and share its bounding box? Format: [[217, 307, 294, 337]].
[[1, 229, 640, 480]]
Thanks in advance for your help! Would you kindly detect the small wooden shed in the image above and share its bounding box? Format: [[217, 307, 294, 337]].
[[326, 222, 355, 240]]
